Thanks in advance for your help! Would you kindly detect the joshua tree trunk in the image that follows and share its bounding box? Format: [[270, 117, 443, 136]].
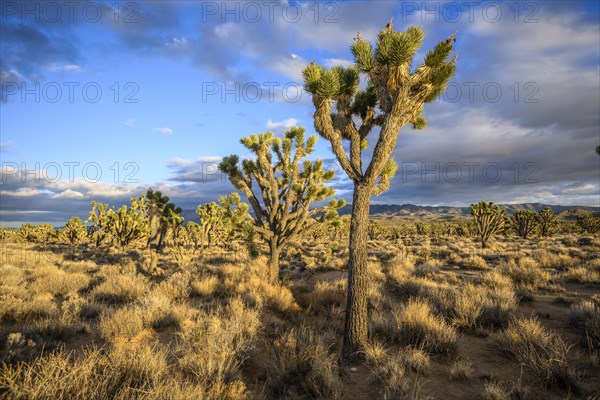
[[268, 239, 281, 281], [481, 237, 487, 249], [342, 183, 372, 361]]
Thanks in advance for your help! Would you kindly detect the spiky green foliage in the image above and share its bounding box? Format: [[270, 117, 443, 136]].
[[195, 202, 224, 247], [196, 193, 250, 247], [87, 201, 115, 247], [145, 189, 183, 251], [415, 221, 430, 236], [219, 126, 342, 280], [510, 210, 540, 239], [576, 215, 600, 234], [368, 220, 385, 240], [470, 201, 507, 249], [15, 223, 56, 244], [111, 197, 150, 250], [303, 25, 456, 191], [59, 216, 87, 246], [538, 208, 558, 236]]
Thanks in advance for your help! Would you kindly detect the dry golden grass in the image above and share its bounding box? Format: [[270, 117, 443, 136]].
[[1, 233, 598, 399], [378, 298, 459, 355], [90, 273, 149, 304], [265, 326, 342, 399], [449, 358, 474, 381], [494, 317, 580, 393]]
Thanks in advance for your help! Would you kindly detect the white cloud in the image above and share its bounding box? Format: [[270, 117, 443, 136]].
[[166, 37, 189, 51], [47, 64, 82, 72], [52, 189, 85, 199], [124, 118, 137, 126], [152, 127, 173, 135], [0, 188, 41, 197], [266, 118, 299, 130], [270, 53, 309, 81], [324, 58, 354, 69], [168, 156, 222, 166]]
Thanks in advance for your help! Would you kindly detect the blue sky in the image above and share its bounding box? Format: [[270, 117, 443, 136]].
[[1, 0, 599, 227]]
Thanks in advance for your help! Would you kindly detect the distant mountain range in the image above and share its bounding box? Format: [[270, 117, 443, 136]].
[[338, 203, 600, 221], [180, 203, 599, 223]]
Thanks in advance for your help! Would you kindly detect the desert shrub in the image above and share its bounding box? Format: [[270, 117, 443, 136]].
[[400, 346, 430, 374], [0, 343, 240, 400], [265, 326, 342, 399], [494, 317, 580, 392], [176, 298, 259, 398], [386, 254, 416, 285], [449, 358, 474, 381], [99, 306, 145, 343], [568, 299, 600, 351], [236, 275, 299, 313], [413, 260, 442, 277], [389, 298, 458, 355], [91, 273, 149, 304], [304, 279, 346, 312], [483, 381, 510, 400], [462, 255, 489, 270], [562, 266, 600, 284], [0, 293, 58, 322], [190, 275, 220, 298], [153, 272, 191, 302], [498, 257, 551, 291], [29, 265, 90, 296]]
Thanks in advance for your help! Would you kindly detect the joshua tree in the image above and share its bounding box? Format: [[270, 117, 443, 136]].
[[538, 208, 557, 236], [470, 201, 507, 249], [219, 126, 343, 281], [510, 210, 540, 239], [111, 196, 150, 251], [196, 193, 250, 248], [145, 188, 182, 251], [87, 201, 115, 247], [576, 215, 600, 234], [219, 192, 252, 246], [302, 21, 457, 360], [59, 216, 87, 246], [196, 201, 224, 247]]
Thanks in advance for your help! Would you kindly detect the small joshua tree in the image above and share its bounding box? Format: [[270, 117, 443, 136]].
[[470, 201, 507, 249], [111, 196, 150, 251], [302, 21, 457, 360], [195, 201, 224, 247], [576, 215, 600, 234], [510, 210, 540, 239], [17, 223, 56, 244], [87, 201, 115, 247], [538, 208, 557, 236], [59, 216, 87, 246], [196, 193, 249, 247], [145, 188, 182, 251], [219, 126, 342, 281]]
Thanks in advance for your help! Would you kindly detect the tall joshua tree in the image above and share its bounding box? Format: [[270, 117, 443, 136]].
[[302, 20, 457, 361], [219, 126, 343, 281]]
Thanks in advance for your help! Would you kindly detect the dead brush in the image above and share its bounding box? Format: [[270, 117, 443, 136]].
[[494, 316, 581, 393]]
